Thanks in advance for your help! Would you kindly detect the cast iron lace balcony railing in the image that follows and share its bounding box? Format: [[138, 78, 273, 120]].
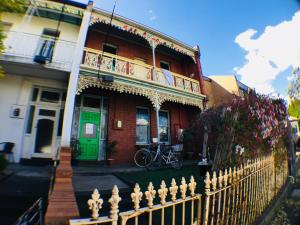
[[81, 48, 201, 94], [2, 31, 76, 71]]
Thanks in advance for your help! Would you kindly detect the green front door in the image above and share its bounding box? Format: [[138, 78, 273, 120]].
[[78, 111, 100, 160]]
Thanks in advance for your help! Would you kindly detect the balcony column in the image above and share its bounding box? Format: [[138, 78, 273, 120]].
[[153, 95, 161, 146], [151, 42, 157, 81], [61, 3, 93, 148], [151, 42, 160, 145], [45, 2, 93, 225]]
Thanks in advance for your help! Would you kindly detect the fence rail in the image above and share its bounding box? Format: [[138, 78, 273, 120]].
[[69, 154, 288, 225], [15, 198, 44, 225]]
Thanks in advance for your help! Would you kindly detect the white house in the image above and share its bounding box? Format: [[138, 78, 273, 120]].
[[0, 0, 89, 162]]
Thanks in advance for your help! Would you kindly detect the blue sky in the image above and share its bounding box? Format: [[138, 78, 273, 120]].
[[77, 0, 300, 97]]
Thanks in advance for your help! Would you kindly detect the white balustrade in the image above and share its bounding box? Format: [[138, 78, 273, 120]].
[[82, 48, 201, 94], [3, 31, 76, 71]]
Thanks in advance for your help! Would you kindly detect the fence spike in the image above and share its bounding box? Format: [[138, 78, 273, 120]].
[[131, 184, 143, 210], [228, 168, 233, 184], [145, 182, 156, 208], [233, 167, 237, 183], [180, 177, 188, 199], [223, 169, 228, 187], [158, 180, 168, 205], [108, 185, 122, 221], [204, 172, 211, 194], [169, 178, 178, 202], [188, 176, 197, 197], [218, 170, 223, 189], [87, 189, 103, 220], [212, 171, 217, 191]]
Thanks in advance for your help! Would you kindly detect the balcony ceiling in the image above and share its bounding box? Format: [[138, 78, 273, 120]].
[[90, 23, 194, 63]]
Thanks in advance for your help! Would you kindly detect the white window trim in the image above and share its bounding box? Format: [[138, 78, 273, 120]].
[[159, 110, 171, 144], [136, 106, 150, 145]]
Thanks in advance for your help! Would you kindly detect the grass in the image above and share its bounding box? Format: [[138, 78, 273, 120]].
[[115, 165, 205, 225], [116, 165, 204, 194]]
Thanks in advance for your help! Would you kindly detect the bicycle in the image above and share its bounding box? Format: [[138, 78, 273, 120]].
[[134, 143, 183, 169]]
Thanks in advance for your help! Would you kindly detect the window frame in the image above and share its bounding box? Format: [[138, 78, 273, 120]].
[[160, 60, 171, 71], [102, 43, 118, 55], [159, 110, 170, 144], [136, 107, 150, 145]]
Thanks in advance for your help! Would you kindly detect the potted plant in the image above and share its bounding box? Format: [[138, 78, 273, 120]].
[[70, 138, 81, 165], [106, 140, 118, 166]]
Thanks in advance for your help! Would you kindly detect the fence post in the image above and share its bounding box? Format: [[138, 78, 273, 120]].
[[109, 185, 122, 225], [203, 172, 211, 225]]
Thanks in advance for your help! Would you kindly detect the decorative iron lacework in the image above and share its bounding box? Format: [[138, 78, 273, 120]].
[[76, 76, 203, 109], [89, 13, 196, 62]]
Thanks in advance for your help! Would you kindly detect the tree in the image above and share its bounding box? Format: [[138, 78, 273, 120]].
[[288, 99, 300, 118], [288, 67, 300, 99], [0, 0, 26, 77]]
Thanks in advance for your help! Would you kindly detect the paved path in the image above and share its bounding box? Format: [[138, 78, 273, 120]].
[[73, 174, 129, 192]]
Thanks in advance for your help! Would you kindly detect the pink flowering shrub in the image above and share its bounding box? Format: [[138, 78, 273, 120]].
[[190, 91, 288, 168]]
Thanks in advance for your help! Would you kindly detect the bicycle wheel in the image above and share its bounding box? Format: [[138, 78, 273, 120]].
[[170, 153, 183, 170], [134, 148, 152, 167]]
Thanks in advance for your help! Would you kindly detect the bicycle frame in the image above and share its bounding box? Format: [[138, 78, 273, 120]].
[[152, 144, 177, 164]]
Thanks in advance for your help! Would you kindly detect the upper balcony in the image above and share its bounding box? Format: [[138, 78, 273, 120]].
[[81, 48, 201, 95], [78, 10, 205, 107], [2, 31, 76, 72]]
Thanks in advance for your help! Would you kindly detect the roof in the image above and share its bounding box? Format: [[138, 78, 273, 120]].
[[92, 7, 198, 54]]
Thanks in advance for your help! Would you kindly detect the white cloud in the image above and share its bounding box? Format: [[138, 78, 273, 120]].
[[234, 11, 300, 94], [148, 9, 157, 21]]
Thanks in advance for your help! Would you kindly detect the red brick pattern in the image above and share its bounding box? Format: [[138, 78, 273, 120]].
[[85, 30, 199, 81], [45, 147, 79, 225], [103, 92, 200, 164]]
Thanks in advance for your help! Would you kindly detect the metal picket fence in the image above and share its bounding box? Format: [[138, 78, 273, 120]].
[[69, 154, 288, 225]]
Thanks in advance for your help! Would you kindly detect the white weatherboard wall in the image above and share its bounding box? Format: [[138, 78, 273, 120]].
[[2, 13, 80, 43], [0, 74, 66, 162]]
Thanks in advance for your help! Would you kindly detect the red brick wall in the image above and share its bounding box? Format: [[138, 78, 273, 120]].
[[85, 29, 198, 80], [105, 92, 200, 164]]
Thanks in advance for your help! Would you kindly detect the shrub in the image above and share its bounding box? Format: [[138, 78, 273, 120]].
[[0, 154, 7, 171]]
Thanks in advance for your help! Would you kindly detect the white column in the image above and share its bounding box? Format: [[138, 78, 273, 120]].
[[61, 2, 93, 147], [151, 43, 157, 81], [155, 105, 160, 144], [152, 43, 160, 145]]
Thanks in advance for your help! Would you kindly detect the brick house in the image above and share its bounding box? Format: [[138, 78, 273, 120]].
[[69, 8, 207, 163]]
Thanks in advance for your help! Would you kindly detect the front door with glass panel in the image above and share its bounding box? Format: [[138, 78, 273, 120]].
[[78, 111, 100, 160], [78, 96, 108, 161], [26, 87, 65, 158], [33, 108, 57, 154]]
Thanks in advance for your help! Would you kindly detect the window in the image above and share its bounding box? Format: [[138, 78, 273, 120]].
[[160, 61, 170, 71], [136, 108, 150, 144], [159, 111, 170, 143], [26, 105, 35, 134], [82, 96, 101, 108], [36, 28, 60, 59], [103, 43, 117, 55], [40, 90, 60, 103], [57, 109, 64, 136]]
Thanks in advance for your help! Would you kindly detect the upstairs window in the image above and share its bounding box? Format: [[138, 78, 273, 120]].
[[103, 43, 117, 55], [160, 61, 170, 71], [36, 28, 60, 60]]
